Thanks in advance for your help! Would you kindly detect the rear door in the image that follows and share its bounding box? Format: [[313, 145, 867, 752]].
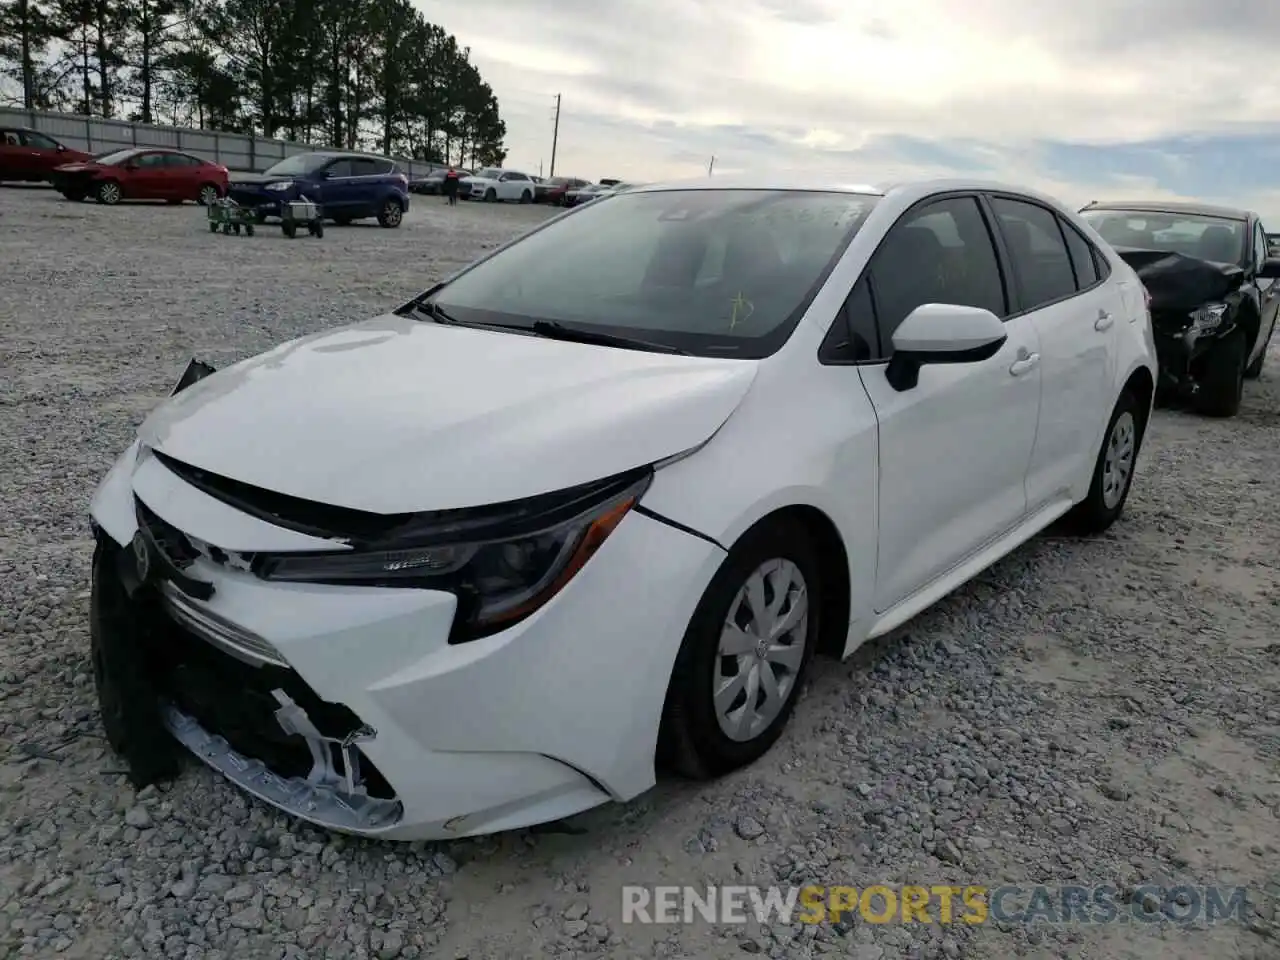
[[987, 194, 1116, 512], [162, 153, 204, 199], [346, 157, 383, 215], [127, 152, 170, 198]]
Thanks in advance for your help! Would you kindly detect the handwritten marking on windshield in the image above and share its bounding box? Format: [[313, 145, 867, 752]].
[[729, 293, 754, 330]]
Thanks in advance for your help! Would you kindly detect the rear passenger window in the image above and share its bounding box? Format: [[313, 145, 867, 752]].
[[990, 197, 1077, 310], [868, 195, 1007, 350], [325, 160, 353, 178], [1060, 220, 1100, 288], [349, 158, 380, 177]]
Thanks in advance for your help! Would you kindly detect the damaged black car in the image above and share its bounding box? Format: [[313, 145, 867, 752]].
[[1080, 201, 1280, 417]]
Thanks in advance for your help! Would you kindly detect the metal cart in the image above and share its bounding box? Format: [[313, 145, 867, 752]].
[[281, 197, 325, 239], [206, 198, 256, 236]]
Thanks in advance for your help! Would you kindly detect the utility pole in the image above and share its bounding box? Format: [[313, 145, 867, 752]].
[[550, 94, 561, 178], [708, 155, 715, 176]]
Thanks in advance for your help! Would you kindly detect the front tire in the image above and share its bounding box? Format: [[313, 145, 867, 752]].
[[484, 188, 497, 203], [520, 189, 532, 204], [95, 180, 122, 205], [1065, 390, 1142, 533], [1196, 328, 1245, 418], [197, 183, 221, 206], [659, 520, 821, 779]]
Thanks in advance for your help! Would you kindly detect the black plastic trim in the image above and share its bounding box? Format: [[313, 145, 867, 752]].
[[634, 505, 725, 550]]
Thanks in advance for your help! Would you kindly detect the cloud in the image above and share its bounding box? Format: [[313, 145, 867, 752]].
[[423, 0, 1280, 222]]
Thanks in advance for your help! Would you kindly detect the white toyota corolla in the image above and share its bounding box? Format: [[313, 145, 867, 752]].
[[89, 176, 1158, 840]]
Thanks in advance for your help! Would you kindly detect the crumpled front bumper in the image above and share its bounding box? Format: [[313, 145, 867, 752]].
[[88, 442, 725, 840]]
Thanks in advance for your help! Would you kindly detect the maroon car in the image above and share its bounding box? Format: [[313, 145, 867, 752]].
[[51, 147, 229, 205], [534, 176, 590, 205], [0, 127, 92, 183]]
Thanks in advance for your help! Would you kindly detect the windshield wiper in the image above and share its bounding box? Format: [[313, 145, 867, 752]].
[[529, 320, 689, 355], [408, 299, 465, 325]]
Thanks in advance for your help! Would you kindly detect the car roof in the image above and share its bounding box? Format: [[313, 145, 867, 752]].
[[1081, 199, 1255, 222], [624, 175, 1083, 209]]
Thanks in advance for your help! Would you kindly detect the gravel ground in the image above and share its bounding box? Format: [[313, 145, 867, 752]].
[[1, 184, 1278, 960]]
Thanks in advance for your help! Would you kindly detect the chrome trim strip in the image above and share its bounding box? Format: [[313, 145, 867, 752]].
[[160, 582, 289, 669]]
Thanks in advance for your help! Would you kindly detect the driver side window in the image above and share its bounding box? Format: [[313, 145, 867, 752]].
[[865, 196, 1007, 360], [1255, 222, 1268, 272]]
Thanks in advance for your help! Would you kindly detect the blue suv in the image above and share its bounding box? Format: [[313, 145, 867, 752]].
[[228, 151, 410, 227]]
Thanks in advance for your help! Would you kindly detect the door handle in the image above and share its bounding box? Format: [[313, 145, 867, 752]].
[[1009, 352, 1040, 377], [1094, 310, 1114, 331]]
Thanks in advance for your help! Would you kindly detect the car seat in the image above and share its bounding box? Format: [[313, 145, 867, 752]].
[[1197, 225, 1239, 264]]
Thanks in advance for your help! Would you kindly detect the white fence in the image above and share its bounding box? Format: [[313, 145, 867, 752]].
[[0, 107, 444, 177]]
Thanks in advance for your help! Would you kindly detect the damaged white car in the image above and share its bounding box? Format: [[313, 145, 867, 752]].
[[89, 176, 1158, 840]]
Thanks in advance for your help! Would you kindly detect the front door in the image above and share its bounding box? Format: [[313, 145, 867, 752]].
[[854, 194, 1042, 612], [127, 152, 170, 199]]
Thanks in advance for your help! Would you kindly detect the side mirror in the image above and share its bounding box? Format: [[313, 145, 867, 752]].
[[1258, 258, 1280, 280], [885, 304, 1008, 392], [56, 143, 66, 152]]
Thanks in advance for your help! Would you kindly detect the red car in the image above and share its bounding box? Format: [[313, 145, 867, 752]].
[[0, 126, 92, 183], [51, 147, 229, 205]]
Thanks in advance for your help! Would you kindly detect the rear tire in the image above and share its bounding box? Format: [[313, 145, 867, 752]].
[[377, 199, 403, 228], [1195, 328, 1245, 418], [520, 189, 532, 204], [1065, 390, 1142, 534], [659, 520, 821, 779]]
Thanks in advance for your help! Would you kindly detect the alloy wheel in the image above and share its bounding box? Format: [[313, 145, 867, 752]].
[[199, 185, 220, 206], [713, 559, 809, 742]]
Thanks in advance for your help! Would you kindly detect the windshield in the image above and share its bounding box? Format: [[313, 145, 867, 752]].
[[264, 153, 331, 177], [1081, 209, 1247, 265], [429, 188, 879, 358], [475, 168, 502, 179], [94, 148, 141, 166]]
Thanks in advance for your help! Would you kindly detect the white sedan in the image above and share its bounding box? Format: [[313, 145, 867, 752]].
[[460, 167, 536, 203], [88, 176, 1157, 840]]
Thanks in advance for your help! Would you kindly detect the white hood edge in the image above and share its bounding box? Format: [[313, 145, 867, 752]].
[[137, 313, 759, 515]]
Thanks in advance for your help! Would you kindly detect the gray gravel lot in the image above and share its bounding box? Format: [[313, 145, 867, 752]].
[[1, 184, 1278, 960]]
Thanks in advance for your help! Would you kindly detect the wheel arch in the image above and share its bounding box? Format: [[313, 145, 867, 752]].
[[1121, 363, 1155, 438], [717, 504, 852, 662]]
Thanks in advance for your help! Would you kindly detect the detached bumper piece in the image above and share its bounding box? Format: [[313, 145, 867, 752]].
[[91, 534, 403, 832]]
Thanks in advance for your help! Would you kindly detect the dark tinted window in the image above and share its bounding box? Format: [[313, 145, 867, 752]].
[[868, 195, 1006, 345], [844, 278, 879, 361], [348, 158, 381, 177], [164, 153, 201, 166], [990, 197, 1077, 310], [134, 153, 168, 168], [373, 159, 396, 175], [324, 159, 353, 178], [22, 131, 58, 149], [0, 129, 20, 146], [1060, 219, 1100, 288]]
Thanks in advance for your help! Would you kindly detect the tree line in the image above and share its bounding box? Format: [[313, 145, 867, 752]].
[[0, 0, 507, 165]]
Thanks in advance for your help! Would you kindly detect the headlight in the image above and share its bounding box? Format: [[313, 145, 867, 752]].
[[1190, 303, 1228, 333], [256, 469, 652, 643], [266, 181, 294, 192]]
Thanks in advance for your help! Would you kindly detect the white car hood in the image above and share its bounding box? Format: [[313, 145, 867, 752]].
[[137, 313, 758, 514]]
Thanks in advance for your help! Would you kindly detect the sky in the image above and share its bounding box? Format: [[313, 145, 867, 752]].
[[426, 0, 1280, 224]]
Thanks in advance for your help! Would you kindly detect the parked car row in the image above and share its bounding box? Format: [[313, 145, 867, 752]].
[[1, 125, 412, 228]]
